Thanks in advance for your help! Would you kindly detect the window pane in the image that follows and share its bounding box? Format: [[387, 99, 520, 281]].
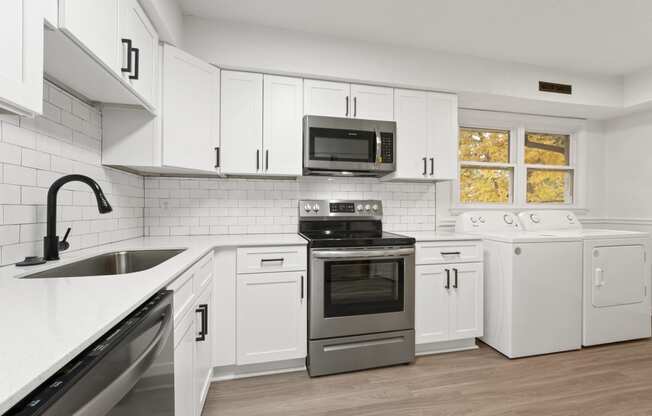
[[527, 169, 573, 204], [459, 128, 510, 163], [525, 132, 570, 166], [460, 167, 511, 204]]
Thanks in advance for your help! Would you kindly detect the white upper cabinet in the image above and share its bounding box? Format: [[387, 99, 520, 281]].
[[427, 92, 458, 180], [304, 79, 350, 118], [47, 0, 158, 112], [220, 70, 264, 176], [0, 0, 44, 116], [385, 89, 458, 181], [263, 75, 303, 176], [221, 71, 303, 177], [304, 80, 395, 121], [59, 0, 120, 72], [350, 84, 394, 121], [388, 89, 429, 180], [118, 0, 159, 105], [161, 45, 220, 173], [102, 44, 220, 174]]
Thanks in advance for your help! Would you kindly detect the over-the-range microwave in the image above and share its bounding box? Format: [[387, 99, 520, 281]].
[[303, 115, 396, 177]]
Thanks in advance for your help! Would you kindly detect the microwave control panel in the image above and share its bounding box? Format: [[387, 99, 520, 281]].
[[381, 133, 394, 163]]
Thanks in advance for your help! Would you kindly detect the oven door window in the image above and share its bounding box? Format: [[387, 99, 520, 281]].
[[324, 259, 404, 317], [309, 128, 375, 162]]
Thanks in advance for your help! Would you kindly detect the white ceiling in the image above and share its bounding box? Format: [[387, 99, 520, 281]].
[[179, 0, 652, 77]]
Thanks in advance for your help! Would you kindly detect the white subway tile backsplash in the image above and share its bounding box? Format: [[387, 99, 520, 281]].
[[0, 81, 144, 266], [144, 177, 436, 236]]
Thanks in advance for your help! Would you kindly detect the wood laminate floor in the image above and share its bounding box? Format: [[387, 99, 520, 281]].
[[202, 339, 652, 416]]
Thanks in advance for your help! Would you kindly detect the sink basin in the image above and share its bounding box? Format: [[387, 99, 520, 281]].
[[20, 249, 186, 278]]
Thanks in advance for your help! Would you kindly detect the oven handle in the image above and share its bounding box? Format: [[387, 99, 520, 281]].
[[313, 247, 414, 259]]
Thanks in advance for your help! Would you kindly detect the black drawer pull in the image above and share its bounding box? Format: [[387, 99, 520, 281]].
[[261, 258, 284, 263], [440, 251, 461, 256]]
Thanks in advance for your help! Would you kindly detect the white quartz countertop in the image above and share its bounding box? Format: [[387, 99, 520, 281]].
[[397, 230, 481, 242], [0, 234, 307, 414]]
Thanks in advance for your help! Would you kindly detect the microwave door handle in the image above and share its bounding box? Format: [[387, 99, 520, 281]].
[[313, 248, 415, 259], [375, 129, 382, 164], [73, 306, 173, 416]]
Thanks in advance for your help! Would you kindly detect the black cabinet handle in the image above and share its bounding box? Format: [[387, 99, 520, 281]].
[[353, 97, 357, 117], [444, 269, 450, 289], [121, 39, 133, 73], [129, 48, 140, 80], [440, 251, 461, 256], [214, 147, 220, 168], [195, 304, 208, 341], [453, 268, 459, 288], [300, 275, 304, 300], [256, 149, 260, 171], [265, 150, 269, 171], [422, 157, 427, 175], [261, 258, 284, 263], [345, 96, 349, 117], [430, 157, 434, 175]]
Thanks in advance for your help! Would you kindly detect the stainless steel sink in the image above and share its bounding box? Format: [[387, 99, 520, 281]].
[[20, 249, 186, 278]]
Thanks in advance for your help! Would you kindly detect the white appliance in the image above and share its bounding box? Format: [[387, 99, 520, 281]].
[[456, 211, 583, 358], [518, 210, 651, 346]]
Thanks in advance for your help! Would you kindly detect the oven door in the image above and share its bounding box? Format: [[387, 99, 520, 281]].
[[309, 247, 415, 339]]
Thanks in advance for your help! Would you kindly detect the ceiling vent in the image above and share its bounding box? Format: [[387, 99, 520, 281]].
[[539, 81, 572, 95]]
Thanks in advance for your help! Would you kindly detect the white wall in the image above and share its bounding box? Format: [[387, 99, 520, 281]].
[[144, 176, 435, 236], [0, 82, 144, 266], [182, 17, 623, 119]]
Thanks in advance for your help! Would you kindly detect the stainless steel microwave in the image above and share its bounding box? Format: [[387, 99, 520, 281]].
[[303, 115, 396, 177]]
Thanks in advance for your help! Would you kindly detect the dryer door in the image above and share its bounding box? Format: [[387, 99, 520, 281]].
[[592, 245, 645, 307]]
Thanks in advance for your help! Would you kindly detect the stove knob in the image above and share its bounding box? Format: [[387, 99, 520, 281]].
[[304, 203, 312, 212], [313, 203, 320, 212], [357, 204, 364, 212], [364, 204, 371, 212], [371, 204, 379, 212]]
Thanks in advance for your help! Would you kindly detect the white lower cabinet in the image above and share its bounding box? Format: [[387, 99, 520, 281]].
[[236, 271, 307, 365], [415, 242, 483, 351], [170, 252, 214, 416]]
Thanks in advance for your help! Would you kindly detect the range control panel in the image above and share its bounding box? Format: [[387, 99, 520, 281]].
[[299, 200, 383, 218]]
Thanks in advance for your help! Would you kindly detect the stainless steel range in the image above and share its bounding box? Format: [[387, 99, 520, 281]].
[[299, 199, 416, 376]]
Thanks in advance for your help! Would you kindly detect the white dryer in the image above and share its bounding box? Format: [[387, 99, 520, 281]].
[[456, 211, 583, 358], [519, 210, 651, 346]]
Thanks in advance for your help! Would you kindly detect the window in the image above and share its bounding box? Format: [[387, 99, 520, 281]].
[[457, 127, 576, 207], [458, 128, 513, 204]]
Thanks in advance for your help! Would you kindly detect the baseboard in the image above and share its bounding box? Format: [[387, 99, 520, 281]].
[[211, 358, 306, 382], [415, 338, 478, 356]]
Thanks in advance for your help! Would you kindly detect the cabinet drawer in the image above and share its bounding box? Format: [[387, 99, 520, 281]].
[[237, 245, 306, 274], [193, 252, 214, 293], [416, 241, 482, 265]]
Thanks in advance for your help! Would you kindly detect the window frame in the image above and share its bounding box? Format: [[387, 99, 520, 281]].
[[451, 112, 585, 212]]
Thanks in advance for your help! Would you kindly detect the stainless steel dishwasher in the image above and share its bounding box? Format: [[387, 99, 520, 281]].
[[6, 291, 174, 416]]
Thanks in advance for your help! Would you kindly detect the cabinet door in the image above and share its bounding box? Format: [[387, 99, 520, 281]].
[[415, 265, 450, 344], [59, 0, 119, 72], [118, 0, 158, 106], [221, 70, 263, 175], [195, 286, 213, 413], [350, 84, 394, 121], [427, 92, 458, 180], [174, 316, 196, 416], [390, 89, 429, 180], [162, 45, 220, 173], [449, 263, 483, 340], [263, 75, 303, 176], [237, 271, 307, 365], [304, 79, 350, 118], [0, 0, 43, 115]]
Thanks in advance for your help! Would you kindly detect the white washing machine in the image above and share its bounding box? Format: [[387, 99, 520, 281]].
[[518, 210, 651, 346], [456, 211, 583, 358]]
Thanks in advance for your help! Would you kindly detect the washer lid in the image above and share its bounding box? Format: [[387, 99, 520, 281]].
[[478, 230, 583, 243]]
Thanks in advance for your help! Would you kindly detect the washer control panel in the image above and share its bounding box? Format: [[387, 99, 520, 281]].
[[455, 211, 522, 233], [518, 210, 582, 231]]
